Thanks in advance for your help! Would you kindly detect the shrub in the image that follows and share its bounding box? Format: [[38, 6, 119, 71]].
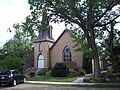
[[83, 77, 91, 83], [45, 70, 52, 77], [90, 77, 107, 83], [78, 71, 85, 76], [67, 71, 78, 77], [90, 77, 104, 83], [29, 72, 35, 77], [37, 68, 47, 76], [52, 62, 67, 77], [116, 78, 120, 83]]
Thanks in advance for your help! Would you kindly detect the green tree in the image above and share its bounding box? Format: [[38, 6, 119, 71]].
[[71, 28, 93, 74], [28, 0, 120, 77], [104, 22, 119, 71], [0, 55, 23, 71], [0, 23, 34, 71], [97, 20, 120, 71]]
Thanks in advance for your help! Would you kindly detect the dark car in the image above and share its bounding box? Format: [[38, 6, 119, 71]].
[[0, 70, 26, 86]]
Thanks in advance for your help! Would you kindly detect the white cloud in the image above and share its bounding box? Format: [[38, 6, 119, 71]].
[[0, 0, 30, 46], [0, 0, 65, 47]]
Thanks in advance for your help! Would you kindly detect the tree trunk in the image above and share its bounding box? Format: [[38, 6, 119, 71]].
[[109, 22, 115, 71], [88, 25, 101, 78], [87, 0, 101, 78], [92, 42, 101, 78]]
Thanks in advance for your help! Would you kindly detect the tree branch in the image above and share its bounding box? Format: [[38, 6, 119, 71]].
[[95, 14, 120, 27], [94, 0, 119, 25]]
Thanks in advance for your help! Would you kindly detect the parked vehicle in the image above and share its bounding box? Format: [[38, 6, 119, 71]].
[[0, 70, 26, 86]]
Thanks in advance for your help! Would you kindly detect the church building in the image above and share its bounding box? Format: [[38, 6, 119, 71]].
[[34, 26, 83, 71]]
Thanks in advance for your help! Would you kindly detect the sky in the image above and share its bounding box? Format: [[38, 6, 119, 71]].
[[0, 0, 119, 47], [0, 0, 65, 47]]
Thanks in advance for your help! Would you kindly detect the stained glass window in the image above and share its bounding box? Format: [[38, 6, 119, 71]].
[[63, 46, 72, 62]]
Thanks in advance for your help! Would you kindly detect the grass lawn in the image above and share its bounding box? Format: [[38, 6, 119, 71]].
[[27, 76, 76, 82]]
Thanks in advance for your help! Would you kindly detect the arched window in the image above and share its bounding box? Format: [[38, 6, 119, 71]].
[[39, 43, 42, 52], [38, 53, 44, 69], [63, 46, 72, 62]]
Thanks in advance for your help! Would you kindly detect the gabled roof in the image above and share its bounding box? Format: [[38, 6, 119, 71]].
[[50, 29, 71, 50]]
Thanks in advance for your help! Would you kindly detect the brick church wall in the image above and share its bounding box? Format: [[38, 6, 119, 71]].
[[50, 31, 83, 71]]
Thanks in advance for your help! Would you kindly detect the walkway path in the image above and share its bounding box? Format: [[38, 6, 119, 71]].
[[73, 77, 84, 83]]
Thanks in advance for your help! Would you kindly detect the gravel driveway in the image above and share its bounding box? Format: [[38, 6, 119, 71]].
[[0, 84, 120, 90]]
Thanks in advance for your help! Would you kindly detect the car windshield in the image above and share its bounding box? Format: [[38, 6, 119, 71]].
[[0, 70, 11, 75]]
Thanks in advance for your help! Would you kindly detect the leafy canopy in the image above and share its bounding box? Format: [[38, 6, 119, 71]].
[[27, 0, 120, 77]]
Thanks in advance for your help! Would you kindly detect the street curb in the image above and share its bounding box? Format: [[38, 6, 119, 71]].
[[26, 81, 97, 85], [26, 81, 120, 86]]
